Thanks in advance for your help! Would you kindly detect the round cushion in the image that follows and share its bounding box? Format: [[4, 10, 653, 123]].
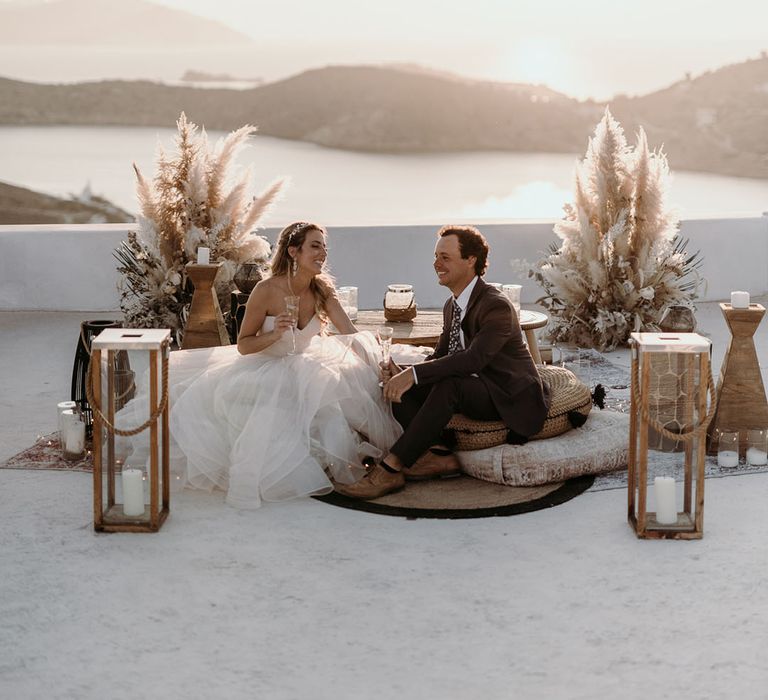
[[445, 365, 592, 451], [458, 410, 629, 486]]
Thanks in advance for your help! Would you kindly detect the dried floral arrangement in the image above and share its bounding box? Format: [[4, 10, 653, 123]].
[[115, 113, 284, 339], [531, 108, 702, 351]]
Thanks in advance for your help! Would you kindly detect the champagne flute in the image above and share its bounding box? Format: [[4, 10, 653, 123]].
[[377, 325, 394, 387], [284, 295, 300, 355]]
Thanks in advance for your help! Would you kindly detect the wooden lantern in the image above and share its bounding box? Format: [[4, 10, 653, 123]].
[[89, 328, 171, 533], [627, 332, 714, 539]]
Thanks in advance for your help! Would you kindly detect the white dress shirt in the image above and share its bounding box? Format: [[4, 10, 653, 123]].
[[412, 276, 479, 384]]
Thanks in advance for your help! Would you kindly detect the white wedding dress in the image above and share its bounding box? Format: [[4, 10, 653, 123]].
[[117, 316, 402, 508]]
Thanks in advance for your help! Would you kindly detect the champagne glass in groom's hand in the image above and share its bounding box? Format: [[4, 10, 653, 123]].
[[377, 325, 394, 387], [284, 295, 300, 355]]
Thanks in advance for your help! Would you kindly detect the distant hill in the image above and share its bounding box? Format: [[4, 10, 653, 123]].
[[0, 59, 767, 177], [0, 65, 601, 154], [610, 56, 768, 178], [0, 181, 132, 225], [0, 0, 254, 47]]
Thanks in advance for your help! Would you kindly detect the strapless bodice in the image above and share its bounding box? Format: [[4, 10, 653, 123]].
[[260, 314, 323, 356]]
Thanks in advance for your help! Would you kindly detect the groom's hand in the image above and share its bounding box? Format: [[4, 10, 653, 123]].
[[379, 359, 402, 385], [383, 367, 414, 403]]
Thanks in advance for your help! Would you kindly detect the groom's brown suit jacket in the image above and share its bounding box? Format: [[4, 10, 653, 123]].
[[413, 277, 550, 437]]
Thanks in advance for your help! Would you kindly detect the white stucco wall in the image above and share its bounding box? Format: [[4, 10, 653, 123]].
[[1, 217, 766, 311]]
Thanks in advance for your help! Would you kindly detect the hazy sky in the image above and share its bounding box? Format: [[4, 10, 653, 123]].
[[2, 0, 767, 99], [146, 0, 768, 99]]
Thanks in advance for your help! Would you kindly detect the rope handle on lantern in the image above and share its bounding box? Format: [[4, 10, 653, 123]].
[[634, 360, 717, 443], [85, 352, 169, 437]]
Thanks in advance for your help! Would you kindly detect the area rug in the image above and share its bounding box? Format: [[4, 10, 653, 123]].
[[574, 350, 768, 491], [314, 474, 595, 519]]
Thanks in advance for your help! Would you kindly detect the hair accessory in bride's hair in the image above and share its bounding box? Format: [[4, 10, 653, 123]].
[[287, 221, 310, 245]]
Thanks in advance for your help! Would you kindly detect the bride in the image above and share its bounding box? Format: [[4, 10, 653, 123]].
[[120, 221, 402, 508]]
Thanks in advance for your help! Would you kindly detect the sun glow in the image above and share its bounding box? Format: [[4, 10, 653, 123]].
[[499, 38, 573, 94]]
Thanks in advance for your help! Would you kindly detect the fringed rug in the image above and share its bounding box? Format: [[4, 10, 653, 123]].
[[0, 433, 92, 473]]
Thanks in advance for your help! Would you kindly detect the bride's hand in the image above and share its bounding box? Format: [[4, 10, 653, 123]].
[[274, 312, 295, 333]]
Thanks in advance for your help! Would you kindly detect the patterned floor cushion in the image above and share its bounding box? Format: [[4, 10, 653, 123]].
[[458, 410, 629, 486], [445, 365, 592, 451]]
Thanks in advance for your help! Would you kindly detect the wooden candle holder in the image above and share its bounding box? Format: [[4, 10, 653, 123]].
[[707, 303, 768, 455], [181, 263, 230, 350]]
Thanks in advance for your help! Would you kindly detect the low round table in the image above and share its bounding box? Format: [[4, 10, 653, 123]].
[[353, 309, 549, 361], [519, 310, 548, 364]]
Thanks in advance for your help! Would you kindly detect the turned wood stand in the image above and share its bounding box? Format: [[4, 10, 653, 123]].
[[181, 263, 230, 350], [707, 303, 768, 455]]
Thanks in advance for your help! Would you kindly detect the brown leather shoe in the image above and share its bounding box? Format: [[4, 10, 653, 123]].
[[405, 452, 462, 481], [334, 464, 405, 500]]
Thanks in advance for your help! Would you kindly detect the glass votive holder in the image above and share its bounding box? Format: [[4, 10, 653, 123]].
[[338, 286, 358, 321], [61, 409, 86, 461], [746, 428, 768, 466], [487, 282, 504, 292], [384, 284, 414, 312], [502, 284, 522, 315], [554, 342, 591, 384], [716, 430, 740, 469]]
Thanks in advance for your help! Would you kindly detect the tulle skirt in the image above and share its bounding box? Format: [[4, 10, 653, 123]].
[[117, 331, 402, 509]]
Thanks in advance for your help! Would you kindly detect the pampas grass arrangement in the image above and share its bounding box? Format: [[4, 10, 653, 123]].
[[115, 113, 284, 339], [532, 108, 702, 351]]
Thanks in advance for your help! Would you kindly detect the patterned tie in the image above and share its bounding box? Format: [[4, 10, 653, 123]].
[[448, 299, 462, 354]]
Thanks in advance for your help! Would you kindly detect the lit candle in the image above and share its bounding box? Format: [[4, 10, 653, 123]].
[[730, 291, 750, 309], [64, 418, 85, 457], [121, 468, 145, 517], [654, 476, 677, 525], [197, 247, 210, 265], [747, 446, 768, 466]]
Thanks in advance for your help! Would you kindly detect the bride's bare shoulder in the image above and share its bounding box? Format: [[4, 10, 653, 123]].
[[252, 276, 287, 299]]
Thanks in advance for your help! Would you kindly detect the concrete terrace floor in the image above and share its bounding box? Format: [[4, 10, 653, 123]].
[[2, 301, 768, 699]]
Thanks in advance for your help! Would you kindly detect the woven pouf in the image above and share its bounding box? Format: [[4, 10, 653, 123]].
[[445, 365, 592, 451], [458, 410, 629, 486]]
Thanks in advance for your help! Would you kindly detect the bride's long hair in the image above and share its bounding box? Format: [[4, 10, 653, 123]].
[[270, 221, 337, 322]]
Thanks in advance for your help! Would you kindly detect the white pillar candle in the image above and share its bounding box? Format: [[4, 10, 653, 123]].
[[121, 468, 145, 517], [197, 246, 210, 265], [717, 450, 739, 468], [654, 476, 677, 525], [730, 291, 750, 308], [746, 446, 768, 466], [64, 418, 85, 456], [57, 400, 77, 439]]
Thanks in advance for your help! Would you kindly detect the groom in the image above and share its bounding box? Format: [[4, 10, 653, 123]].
[[339, 225, 551, 500]]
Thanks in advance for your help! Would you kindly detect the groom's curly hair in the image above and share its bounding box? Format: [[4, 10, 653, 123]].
[[437, 225, 489, 276]]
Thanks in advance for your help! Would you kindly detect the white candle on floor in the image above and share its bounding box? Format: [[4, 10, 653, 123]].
[[122, 468, 145, 517], [64, 419, 85, 456], [718, 450, 739, 468], [57, 400, 77, 439], [654, 477, 677, 525], [746, 446, 768, 466], [730, 291, 750, 308], [196, 247, 210, 265]]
